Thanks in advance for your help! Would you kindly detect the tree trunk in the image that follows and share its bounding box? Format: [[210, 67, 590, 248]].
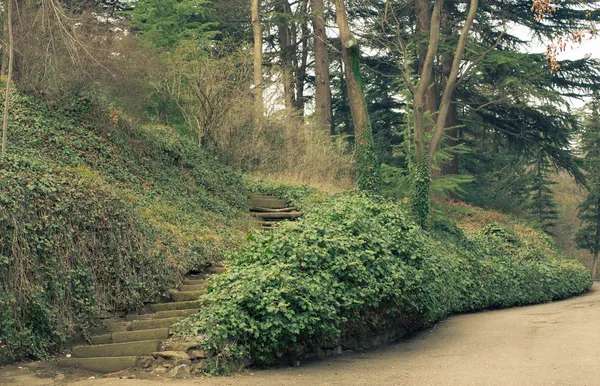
[[592, 252, 598, 281], [275, 0, 295, 112], [428, 0, 479, 160], [413, 0, 443, 164], [1, 8, 8, 76], [334, 0, 379, 191], [294, 0, 309, 116], [311, 0, 332, 133], [1, 0, 13, 158], [251, 0, 264, 129], [594, 198, 600, 280], [416, 0, 439, 133]]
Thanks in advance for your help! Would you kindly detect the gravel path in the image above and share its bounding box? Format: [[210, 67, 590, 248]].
[[3, 283, 599, 386]]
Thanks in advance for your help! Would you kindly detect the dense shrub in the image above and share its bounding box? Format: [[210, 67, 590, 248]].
[[174, 193, 592, 372]]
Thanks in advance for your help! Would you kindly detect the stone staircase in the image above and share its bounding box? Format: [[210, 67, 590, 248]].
[[57, 269, 222, 374], [248, 193, 302, 230]]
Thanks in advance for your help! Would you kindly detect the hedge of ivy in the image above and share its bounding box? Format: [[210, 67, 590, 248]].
[[175, 193, 592, 372]]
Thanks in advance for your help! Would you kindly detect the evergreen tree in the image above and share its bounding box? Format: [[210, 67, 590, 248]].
[[577, 98, 600, 280], [128, 0, 216, 49], [529, 148, 559, 234]]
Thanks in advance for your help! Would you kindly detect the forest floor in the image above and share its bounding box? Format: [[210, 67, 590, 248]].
[[2, 283, 599, 386]]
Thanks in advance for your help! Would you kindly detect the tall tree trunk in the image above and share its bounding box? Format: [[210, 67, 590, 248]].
[[275, 0, 295, 112], [593, 199, 600, 280], [334, 0, 379, 191], [294, 0, 309, 116], [1, 9, 8, 76], [1, 0, 13, 158], [428, 0, 479, 160], [593, 252, 599, 281], [440, 4, 459, 176], [413, 0, 443, 164], [311, 0, 333, 133], [252, 0, 264, 129], [416, 0, 439, 134]]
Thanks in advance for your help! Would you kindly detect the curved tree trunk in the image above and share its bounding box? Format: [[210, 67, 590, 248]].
[[334, 0, 379, 191]]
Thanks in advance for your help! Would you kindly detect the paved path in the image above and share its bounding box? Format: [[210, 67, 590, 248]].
[[3, 284, 600, 386]]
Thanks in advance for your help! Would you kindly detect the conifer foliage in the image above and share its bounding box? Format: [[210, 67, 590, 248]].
[[529, 148, 559, 234], [577, 98, 600, 280]]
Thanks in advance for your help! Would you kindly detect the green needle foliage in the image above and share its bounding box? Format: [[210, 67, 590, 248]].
[[128, 0, 217, 48], [577, 98, 600, 279], [528, 148, 559, 234]]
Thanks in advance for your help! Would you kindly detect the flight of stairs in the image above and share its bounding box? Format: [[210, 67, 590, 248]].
[[248, 193, 302, 230], [57, 269, 222, 374]]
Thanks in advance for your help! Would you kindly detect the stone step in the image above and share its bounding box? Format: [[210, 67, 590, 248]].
[[248, 195, 288, 209], [128, 317, 181, 331], [72, 340, 161, 358], [57, 356, 141, 373], [91, 328, 170, 345], [150, 300, 201, 312], [124, 308, 197, 322], [250, 211, 302, 219], [250, 206, 295, 213], [182, 279, 207, 286], [180, 284, 206, 291], [170, 290, 205, 302], [205, 266, 226, 274]]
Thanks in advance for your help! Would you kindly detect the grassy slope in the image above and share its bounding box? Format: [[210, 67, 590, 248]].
[[0, 91, 253, 362]]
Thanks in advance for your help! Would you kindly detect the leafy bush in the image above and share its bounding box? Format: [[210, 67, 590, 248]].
[[174, 193, 592, 372]]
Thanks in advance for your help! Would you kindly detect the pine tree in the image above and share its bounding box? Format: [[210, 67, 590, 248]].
[[128, 0, 216, 49], [529, 148, 559, 234], [577, 98, 600, 280]]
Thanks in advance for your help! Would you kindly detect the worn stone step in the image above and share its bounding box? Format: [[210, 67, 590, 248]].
[[125, 308, 195, 322], [128, 317, 181, 331], [180, 284, 206, 291], [57, 356, 141, 373], [72, 340, 161, 358], [247, 195, 287, 209], [182, 278, 207, 286], [153, 308, 196, 319], [205, 266, 226, 274], [250, 206, 295, 213], [150, 300, 201, 312], [91, 328, 170, 345], [103, 321, 128, 333], [250, 211, 302, 219], [170, 290, 205, 302]]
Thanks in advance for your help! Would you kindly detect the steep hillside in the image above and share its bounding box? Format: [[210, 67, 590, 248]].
[[0, 91, 253, 362]]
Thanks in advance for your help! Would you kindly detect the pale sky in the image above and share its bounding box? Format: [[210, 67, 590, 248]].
[[513, 24, 600, 109]]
